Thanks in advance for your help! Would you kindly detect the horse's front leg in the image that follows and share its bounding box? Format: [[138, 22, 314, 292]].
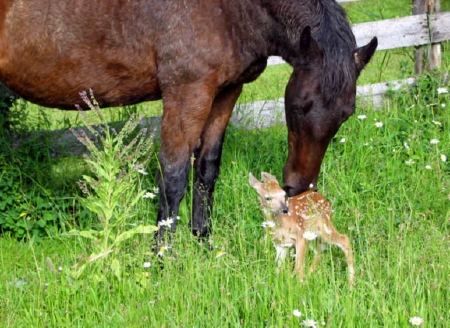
[[156, 82, 215, 244], [191, 84, 243, 239]]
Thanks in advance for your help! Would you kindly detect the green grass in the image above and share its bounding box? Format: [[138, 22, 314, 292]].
[[1, 75, 449, 326], [1, 2, 450, 327]]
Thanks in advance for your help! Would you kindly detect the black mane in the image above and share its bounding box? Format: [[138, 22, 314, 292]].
[[314, 0, 357, 103], [267, 0, 357, 103]]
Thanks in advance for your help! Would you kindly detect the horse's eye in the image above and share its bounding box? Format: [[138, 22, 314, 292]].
[[300, 101, 313, 115]]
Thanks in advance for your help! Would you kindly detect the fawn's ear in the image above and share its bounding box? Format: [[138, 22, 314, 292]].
[[249, 172, 261, 190], [261, 172, 279, 184]]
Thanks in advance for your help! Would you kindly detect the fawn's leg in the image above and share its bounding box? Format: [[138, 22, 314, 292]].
[[294, 236, 308, 282], [309, 239, 323, 273], [325, 232, 355, 287], [275, 244, 288, 268]]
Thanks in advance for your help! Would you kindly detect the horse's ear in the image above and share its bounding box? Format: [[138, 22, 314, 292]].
[[353, 37, 378, 73], [299, 26, 322, 65]]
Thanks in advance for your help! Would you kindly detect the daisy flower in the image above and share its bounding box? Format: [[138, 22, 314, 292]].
[[262, 221, 276, 229], [429, 139, 440, 145], [357, 114, 367, 120], [143, 262, 151, 268], [375, 122, 384, 128], [158, 218, 174, 227], [441, 154, 447, 162], [142, 192, 156, 199], [425, 165, 432, 170], [293, 309, 302, 317], [409, 316, 424, 326], [405, 159, 415, 165], [215, 251, 227, 258], [340, 138, 346, 143], [303, 231, 318, 241], [137, 168, 149, 175], [437, 87, 448, 94], [302, 319, 318, 327], [157, 246, 170, 257]]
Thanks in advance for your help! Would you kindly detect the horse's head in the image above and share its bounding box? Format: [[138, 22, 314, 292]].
[[283, 27, 377, 196]]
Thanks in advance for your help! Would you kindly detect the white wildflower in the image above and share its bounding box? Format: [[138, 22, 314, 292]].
[[430, 139, 440, 145], [403, 142, 410, 150], [409, 316, 424, 326], [437, 87, 448, 94], [375, 122, 384, 128], [302, 319, 318, 327], [142, 192, 156, 199], [405, 159, 415, 165], [357, 114, 367, 120], [303, 231, 318, 241], [425, 165, 432, 170], [137, 168, 149, 175], [262, 221, 276, 229], [215, 251, 227, 258], [158, 218, 174, 227], [143, 262, 151, 268], [293, 309, 302, 317], [157, 246, 170, 257], [340, 138, 346, 143], [441, 154, 447, 162]]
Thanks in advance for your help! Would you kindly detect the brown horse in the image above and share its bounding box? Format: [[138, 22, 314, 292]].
[[0, 0, 377, 241]]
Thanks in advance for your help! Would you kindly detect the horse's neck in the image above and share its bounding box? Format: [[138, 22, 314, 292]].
[[257, 0, 315, 62], [257, 0, 352, 65]]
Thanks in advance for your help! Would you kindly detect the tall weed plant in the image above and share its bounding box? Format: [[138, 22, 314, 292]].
[[66, 90, 158, 281]]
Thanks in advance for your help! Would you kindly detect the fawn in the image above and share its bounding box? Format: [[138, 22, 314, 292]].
[[249, 172, 355, 286]]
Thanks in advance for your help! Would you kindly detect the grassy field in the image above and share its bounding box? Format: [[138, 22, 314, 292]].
[[1, 1, 450, 327]]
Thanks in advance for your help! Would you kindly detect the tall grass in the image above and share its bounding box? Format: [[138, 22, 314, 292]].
[[1, 1, 449, 327], [1, 72, 449, 326]]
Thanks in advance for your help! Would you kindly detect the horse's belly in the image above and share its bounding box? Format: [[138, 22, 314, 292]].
[[0, 50, 161, 110]]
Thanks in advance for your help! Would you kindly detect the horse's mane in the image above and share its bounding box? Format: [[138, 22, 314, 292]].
[[272, 0, 357, 103], [314, 0, 357, 103]]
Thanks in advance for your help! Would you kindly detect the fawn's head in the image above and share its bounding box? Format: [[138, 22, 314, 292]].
[[249, 172, 288, 215]]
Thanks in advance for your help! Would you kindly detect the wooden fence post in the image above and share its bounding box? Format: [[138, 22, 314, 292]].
[[412, 0, 442, 74]]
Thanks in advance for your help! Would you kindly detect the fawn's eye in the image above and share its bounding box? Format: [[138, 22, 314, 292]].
[[264, 195, 272, 201]]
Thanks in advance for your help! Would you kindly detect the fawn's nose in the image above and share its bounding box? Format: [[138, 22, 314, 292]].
[[280, 202, 289, 214]]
